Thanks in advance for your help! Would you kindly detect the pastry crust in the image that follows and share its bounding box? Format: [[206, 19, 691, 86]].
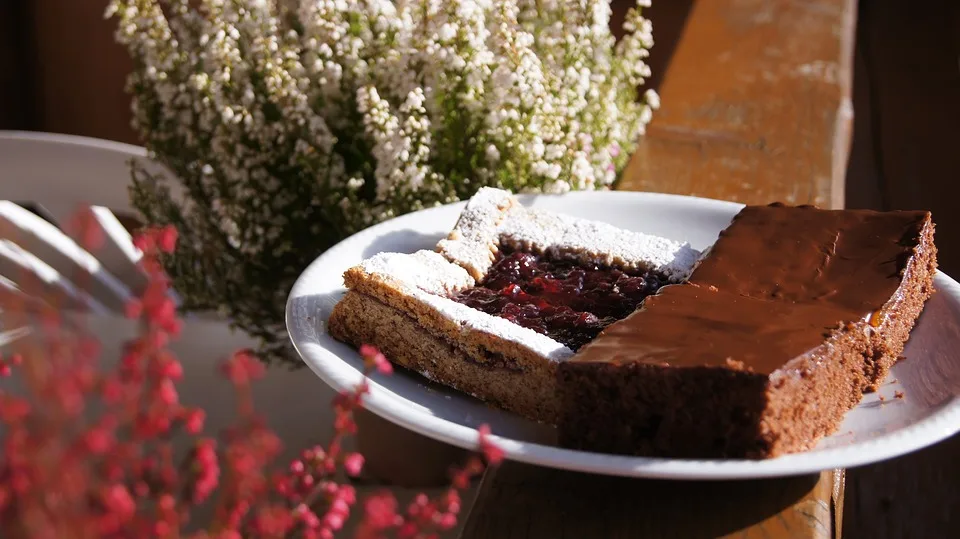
[[437, 187, 701, 281]]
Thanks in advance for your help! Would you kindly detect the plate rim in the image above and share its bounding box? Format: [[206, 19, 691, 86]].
[[286, 191, 960, 480]]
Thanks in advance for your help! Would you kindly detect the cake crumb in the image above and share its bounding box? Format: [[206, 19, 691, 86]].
[[878, 395, 886, 402], [724, 358, 747, 371], [894, 390, 905, 400]]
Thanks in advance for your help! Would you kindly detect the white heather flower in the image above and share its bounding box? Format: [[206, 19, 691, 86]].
[[645, 88, 661, 110], [570, 153, 595, 189], [486, 144, 501, 163], [545, 180, 571, 194], [347, 177, 365, 190], [107, 0, 659, 357]]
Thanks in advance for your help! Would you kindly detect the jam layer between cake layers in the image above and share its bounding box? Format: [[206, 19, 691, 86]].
[[452, 248, 665, 351], [559, 204, 937, 459]]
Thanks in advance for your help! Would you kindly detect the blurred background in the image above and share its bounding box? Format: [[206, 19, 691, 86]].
[[1, 0, 957, 536]]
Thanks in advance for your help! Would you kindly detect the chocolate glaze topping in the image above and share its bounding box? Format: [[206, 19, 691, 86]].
[[573, 204, 932, 372], [572, 285, 851, 374], [689, 204, 931, 315]]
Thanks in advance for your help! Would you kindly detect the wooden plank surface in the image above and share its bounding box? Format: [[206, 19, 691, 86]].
[[0, 0, 35, 130], [26, 0, 137, 143], [461, 463, 843, 539], [461, 1, 857, 537], [618, 0, 857, 210]]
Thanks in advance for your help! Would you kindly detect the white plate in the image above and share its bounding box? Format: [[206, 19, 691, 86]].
[[286, 192, 960, 480]]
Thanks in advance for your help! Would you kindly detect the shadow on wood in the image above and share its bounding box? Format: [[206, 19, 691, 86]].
[[843, 1, 960, 536], [611, 0, 696, 93], [461, 462, 839, 539]]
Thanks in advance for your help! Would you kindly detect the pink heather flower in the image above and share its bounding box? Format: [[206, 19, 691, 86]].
[[190, 440, 220, 503], [333, 410, 357, 434], [451, 471, 470, 490], [102, 484, 136, 517], [182, 408, 206, 434], [318, 480, 338, 498], [339, 484, 357, 505], [223, 500, 251, 530], [478, 424, 504, 465], [359, 344, 393, 374], [157, 378, 179, 405], [375, 358, 393, 374], [397, 521, 418, 538], [329, 498, 351, 517], [0, 364, 10, 378], [359, 492, 400, 534], [132, 234, 153, 254], [221, 351, 265, 385], [343, 452, 364, 476], [322, 511, 345, 531], [83, 424, 116, 454], [444, 489, 462, 514], [437, 512, 458, 530], [156, 356, 184, 380], [250, 505, 295, 536], [609, 142, 622, 158], [157, 226, 178, 253], [0, 213, 511, 539], [68, 208, 106, 250], [296, 504, 321, 529], [125, 298, 143, 319]]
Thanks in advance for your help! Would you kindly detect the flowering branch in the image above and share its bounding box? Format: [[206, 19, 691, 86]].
[[0, 214, 501, 538]]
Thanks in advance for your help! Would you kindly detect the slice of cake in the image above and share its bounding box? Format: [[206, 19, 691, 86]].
[[328, 188, 701, 423], [687, 203, 937, 390], [558, 204, 937, 458]]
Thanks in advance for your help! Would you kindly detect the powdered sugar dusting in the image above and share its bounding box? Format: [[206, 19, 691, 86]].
[[438, 188, 701, 281], [354, 249, 574, 362], [436, 187, 517, 279], [358, 250, 475, 295], [502, 209, 701, 281], [412, 288, 573, 362]]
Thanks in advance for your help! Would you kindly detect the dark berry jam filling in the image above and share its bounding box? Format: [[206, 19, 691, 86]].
[[451, 248, 665, 351]]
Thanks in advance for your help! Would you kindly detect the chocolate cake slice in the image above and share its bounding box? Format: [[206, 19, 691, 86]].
[[688, 203, 938, 390], [558, 205, 937, 459], [328, 188, 700, 423]]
